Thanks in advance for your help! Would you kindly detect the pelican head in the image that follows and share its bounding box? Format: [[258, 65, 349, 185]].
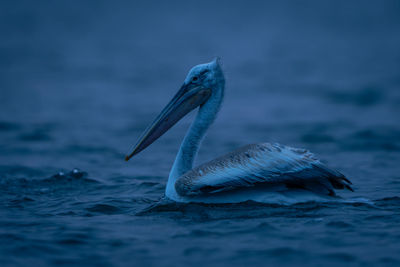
[[125, 58, 224, 161]]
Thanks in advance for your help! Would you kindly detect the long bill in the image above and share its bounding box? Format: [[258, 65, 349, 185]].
[[125, 85, 211, 161]]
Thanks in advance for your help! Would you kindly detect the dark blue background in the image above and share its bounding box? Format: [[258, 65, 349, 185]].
[[1, 1, 400, 266]]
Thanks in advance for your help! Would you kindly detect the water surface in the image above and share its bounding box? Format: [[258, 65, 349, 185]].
[[1, 1, 400, 266]]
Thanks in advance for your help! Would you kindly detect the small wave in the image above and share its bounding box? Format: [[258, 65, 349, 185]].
[[56, 232, 91, 246], [136, 198, 285, 216], [136, 181, 164, 194], [9, 197, 35, 205], [321, 252, 357, 262], [57, 238, 87, 245], [0, 168, 99, 197], [325, 220, 353, 229], [86, 204, 122, 215], [136, 196, 377, 220], [374, 196, 400, 207], [340, 197, 374, 205], [235, 247, 306, 258], [375, 196, 400, 202], [43, 169, 97, 183]]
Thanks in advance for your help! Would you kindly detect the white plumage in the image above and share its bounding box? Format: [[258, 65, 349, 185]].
[[126, 59, 353, 203], [175, 143, 352, 199]]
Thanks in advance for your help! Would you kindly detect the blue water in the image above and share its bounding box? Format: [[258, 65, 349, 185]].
[[1, 1, 400, 266]]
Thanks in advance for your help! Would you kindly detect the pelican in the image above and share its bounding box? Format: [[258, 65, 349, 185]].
[[125, 58, 353, 203]]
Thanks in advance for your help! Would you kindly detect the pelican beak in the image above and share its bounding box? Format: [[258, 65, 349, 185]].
[[125, 85, 211, 161]]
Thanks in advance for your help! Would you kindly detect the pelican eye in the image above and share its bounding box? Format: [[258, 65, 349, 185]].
[[192, 76, 198, 82]]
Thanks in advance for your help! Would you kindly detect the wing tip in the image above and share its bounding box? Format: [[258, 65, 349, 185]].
[[328, 175, 354, 192]]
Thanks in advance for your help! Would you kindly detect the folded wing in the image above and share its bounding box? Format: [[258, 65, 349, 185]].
[[175, 143, 353, 197]]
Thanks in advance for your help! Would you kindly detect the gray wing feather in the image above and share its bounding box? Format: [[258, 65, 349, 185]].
[[175, 143, 353, 197]]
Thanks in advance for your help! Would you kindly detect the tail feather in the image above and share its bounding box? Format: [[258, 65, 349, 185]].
[[283, 163, 354, 196]]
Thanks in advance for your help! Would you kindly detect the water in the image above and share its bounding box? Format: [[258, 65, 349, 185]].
[[1, 1, 400, 266]]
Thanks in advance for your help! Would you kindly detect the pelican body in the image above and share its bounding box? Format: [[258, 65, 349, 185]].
[[126, 59, 353, 203]]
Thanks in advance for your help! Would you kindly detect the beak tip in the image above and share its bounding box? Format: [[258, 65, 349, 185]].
[[125, 155, 132, 161]]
